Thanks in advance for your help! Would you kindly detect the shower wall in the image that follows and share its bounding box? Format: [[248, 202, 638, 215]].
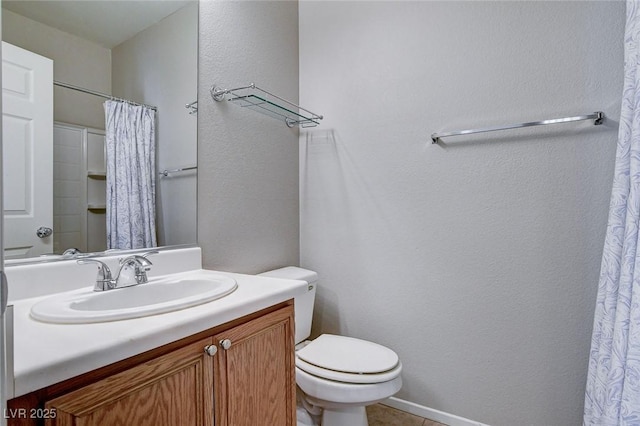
[[300, 1, 624, 425]]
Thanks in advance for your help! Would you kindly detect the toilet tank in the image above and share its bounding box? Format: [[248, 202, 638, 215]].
[[258, 266, 317, 344]]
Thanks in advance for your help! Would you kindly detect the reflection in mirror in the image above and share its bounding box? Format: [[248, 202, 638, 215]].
[[1, 1, 198, 264]]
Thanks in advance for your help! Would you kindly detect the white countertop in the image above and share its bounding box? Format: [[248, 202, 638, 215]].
[[10, 270, 307, 397]]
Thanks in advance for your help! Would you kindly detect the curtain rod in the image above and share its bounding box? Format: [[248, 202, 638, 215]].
[[53, 80, 157, 111]]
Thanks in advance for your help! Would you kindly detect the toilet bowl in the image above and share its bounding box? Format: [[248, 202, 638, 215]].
[[295, 334, 402, 426], [258, 267, 402, 426]]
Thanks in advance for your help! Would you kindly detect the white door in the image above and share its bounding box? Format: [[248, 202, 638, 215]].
[[2, 42, 53, 258]]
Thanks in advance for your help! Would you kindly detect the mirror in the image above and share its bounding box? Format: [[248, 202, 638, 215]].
[[1, 0, 198, 264]]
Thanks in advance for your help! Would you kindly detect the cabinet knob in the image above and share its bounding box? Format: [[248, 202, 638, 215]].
[[220, 339, 232, 350], [204, 344, 218, 356]]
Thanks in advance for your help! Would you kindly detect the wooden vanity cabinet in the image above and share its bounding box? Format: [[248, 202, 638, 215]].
[[213, 305, 295, 426], [8, 302, 295, 426], [45, 338, 215, 426]]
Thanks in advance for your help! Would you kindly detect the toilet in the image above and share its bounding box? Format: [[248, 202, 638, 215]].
[[259, 267, 402, 426]]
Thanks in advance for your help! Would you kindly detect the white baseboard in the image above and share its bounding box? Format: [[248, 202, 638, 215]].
[[381, 397, 491, 426]]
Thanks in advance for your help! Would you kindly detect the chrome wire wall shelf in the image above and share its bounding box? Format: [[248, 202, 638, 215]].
[[431, 111, 604, 144], [210, 83, 323, 128]]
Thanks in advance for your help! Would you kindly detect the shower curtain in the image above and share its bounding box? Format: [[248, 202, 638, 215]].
[[584, 2, 640, 424], [104, 100, 157, 250]]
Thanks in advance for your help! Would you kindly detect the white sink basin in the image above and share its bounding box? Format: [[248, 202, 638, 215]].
[[30, 270, 238, 324]]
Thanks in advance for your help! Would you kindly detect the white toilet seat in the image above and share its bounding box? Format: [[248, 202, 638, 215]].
[[296, 357, 402, 384], [296, 334, 401, 385], [296, 334, 399, 375]]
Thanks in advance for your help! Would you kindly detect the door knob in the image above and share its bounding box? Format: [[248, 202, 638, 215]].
[[36, 226, 53, 238], [220, 339, 232, 350]]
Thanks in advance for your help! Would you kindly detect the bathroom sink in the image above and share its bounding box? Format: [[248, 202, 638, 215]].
[[30, 270, 238, 324]]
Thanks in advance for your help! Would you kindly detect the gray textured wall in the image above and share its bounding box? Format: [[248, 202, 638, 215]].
[[2, 9, 109, 130], [197, 1, 300, 273], [299, 1, 624, 425]]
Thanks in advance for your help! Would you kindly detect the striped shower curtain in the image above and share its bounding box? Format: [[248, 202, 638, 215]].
[[104, 100, 157, 250], [584, 2, 640, 424]]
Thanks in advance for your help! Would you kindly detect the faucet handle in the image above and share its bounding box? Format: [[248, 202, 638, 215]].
[[135, 251, 159, 270], [141, 250, 159, 260], [77, 259, 112, 280], [119, 255, 152, 268], [77, 259, 114, 291], [118, 254, 155, 286], [120, 251, 158, 267]]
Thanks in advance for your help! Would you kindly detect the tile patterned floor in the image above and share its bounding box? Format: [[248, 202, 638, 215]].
[[367, 404, 447, 426]]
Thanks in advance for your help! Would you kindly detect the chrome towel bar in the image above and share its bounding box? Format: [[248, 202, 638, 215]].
[[431, 111, 604, 144], [159, 166, 197, 177]]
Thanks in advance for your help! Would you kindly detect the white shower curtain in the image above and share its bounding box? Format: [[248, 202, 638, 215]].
[[104, 100, 157, 250], [584, 2, 640, 424]]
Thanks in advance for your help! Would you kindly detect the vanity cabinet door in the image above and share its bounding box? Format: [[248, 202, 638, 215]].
[[44, 338, 214, 426], [213, 306, 296, 426]]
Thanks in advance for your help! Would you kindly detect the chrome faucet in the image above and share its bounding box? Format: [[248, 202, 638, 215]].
[[116, 254, 154, 287], [78, 251, 159, 292], [77, 259, 115, 291]]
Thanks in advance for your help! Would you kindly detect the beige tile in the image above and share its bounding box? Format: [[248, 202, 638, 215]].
[[423, 420, 448, 426], [367, 404, 425, 426]]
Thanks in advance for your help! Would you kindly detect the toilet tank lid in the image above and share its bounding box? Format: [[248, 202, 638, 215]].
[[258, 266, 318, 284]]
